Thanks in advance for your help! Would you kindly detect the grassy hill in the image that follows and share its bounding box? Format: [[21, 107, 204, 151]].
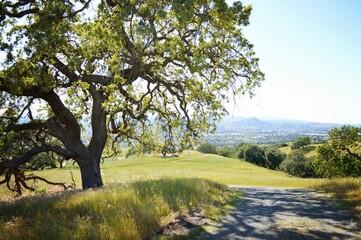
[[1, 151, 327, 198], [278, 144, 321, 158]]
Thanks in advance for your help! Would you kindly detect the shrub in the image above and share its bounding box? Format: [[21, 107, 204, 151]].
[[238, 144, 268, 167], [291, 136, 311, 150], [264, 147, 286, 170], [280, 150, 316, 177], [278, 143, 288, 147], [216, 147, 232, 158], [237, 144, 285, 169], [197, 142, 217, 154]]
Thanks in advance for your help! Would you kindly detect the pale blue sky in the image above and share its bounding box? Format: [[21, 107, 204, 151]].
[[227, 0, 361, 124]]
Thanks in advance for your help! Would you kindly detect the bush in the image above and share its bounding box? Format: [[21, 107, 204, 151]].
[[216, 147, 232, 158], [264, 147, 286, 170], [238, 144, 268, 167], [291, 136, 311, 150], [197, 142, 217, 154], [278, 143, 288, 147], [237, 144, 285, 169], [280, 150, 315, 177]]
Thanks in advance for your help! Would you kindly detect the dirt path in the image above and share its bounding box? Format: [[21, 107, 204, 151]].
[[203, 187, 361, 240]]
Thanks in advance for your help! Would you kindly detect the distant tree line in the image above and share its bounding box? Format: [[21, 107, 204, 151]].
[[198, 141, 286, 170], [198, 125, 361, 179]]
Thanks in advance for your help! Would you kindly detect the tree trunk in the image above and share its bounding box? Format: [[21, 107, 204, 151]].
[[78, 156, 103, 189]]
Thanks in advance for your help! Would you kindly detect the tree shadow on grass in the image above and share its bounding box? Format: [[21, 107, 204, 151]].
[[174, 187, 361, 240], [316, 180, 361, 218]]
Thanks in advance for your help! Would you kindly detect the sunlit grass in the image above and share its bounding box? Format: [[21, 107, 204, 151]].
[[0, 178, 235, 240], [2, 151, 361, 224], [279, 144, 321, 158], [279, 146, 292, 155], [316, 177, 361, 218], [1, 151, 328, 198], [100, 152, 329, 189]]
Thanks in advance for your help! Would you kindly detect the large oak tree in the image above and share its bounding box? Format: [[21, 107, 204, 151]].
[[0, 0, 264, 193]]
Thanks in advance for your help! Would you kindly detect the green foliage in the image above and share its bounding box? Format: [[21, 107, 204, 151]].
[[264, 147, 286, 170], [0, 178, 233, 240], [216, 147, 233, 158], [278, 143, 289, 148], [280, 150, 316, 178], [313, 125, 361, 178], [291, 136, 311, 150], [161, 140, 177, 157], [27, 153, 57, 170], [125, 147, 136, 158], [237, 144, 285, 169], [238, 144, 267, 167], [197, 142, 217, 154]]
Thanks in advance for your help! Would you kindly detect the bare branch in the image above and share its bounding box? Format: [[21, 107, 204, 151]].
[[0, 144, 72, 169], [51, 57, 80, 82], [5, 121, 46, 132]]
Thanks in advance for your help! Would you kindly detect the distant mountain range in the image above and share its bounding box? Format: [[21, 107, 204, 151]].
[[206, 116, 361, 146], [216, 116, 353, 132]]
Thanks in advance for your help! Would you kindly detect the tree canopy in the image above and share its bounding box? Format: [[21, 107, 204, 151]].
[[0, 0, 264, 194], [291, 136, 311, 150], [314, 125, 361, 178]]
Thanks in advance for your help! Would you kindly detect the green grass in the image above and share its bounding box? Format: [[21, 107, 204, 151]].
[[279, 144, 322, 158], [0, 178, 236, 240], [279, 146, 292, 155], [2, 151, 361, 238], [100, 151, 328, 188], [1, 151, 327, 198]]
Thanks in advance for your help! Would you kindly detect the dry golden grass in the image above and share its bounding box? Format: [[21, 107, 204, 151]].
[[0, 178, 235, 240], [316, 177, 361, 218], [278, 144, 322, 158]]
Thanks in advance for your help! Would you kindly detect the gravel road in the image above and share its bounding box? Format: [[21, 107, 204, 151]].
[[203, 187, 361, 240]]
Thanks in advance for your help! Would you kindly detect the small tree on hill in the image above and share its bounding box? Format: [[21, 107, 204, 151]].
[[291, 136, 311, 150]]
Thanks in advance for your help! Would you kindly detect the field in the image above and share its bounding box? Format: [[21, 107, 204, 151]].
[[1, 151, 328, 197], [1, 151, 361, 239]]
